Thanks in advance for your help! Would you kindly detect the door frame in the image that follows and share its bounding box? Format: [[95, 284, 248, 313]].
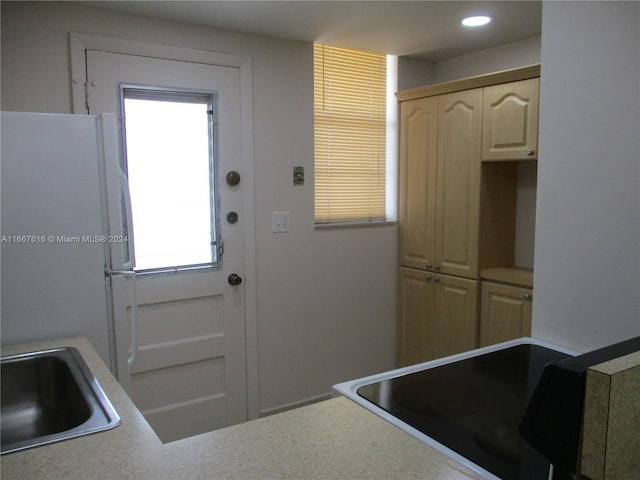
[[70, 32, 259, 421]]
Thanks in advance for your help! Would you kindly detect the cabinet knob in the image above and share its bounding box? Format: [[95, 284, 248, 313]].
[[433, 276, 441, 283], [526, 149, 535, 157], [425, 275, 432, 282], [434, 264, 440, 271], [426, 262, 433, 270], [523, 292, 532, 300]]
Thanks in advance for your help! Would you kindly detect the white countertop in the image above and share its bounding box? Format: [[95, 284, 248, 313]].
[[1, 337, 484, 479]]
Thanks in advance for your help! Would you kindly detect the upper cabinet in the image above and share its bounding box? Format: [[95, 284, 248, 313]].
[[482, 78, 540, 161], [435, 89, 482, 279], [398, 90, 481, 279], [398, 97, 438, 271]]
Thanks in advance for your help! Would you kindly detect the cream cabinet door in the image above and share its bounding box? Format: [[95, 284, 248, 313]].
[[482, 78, 540, 161], [397, 267, 434, 367], [398, 97, 438, 270], [431, 273, 478, 360], [480, 281, 533, 347], [398, 267, 478, 367], [435, 89, 482, 279]]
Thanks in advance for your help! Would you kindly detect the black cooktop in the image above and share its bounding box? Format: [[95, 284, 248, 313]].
[[357, 345, 571, 480]]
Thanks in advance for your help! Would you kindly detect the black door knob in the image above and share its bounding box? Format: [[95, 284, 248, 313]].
[[228, 273, 243, 286]]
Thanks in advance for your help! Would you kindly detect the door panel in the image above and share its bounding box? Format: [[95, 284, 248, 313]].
[[132, 357, 227, 442], [482, 78, 539, 161], [398, 267, 478, 366], [86, 49, 247, 441], [436, 90, 482, 279], [397, 267, 433, 367], [398, 98, 438, 270], [480, 281, 533, 347], [434, 275, 478, 357]]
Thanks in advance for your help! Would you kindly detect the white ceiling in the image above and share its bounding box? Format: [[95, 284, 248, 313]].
[[86, 1, 542, 61]]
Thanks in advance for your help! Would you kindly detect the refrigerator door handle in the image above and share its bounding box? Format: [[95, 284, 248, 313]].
[[118, 172, 136, 272], [106, 268, 138, 368], [100, 113, 136, 272], [124, 270, 138, 368]]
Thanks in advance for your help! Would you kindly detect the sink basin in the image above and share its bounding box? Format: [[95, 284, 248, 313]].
[[1, 347, 121, 454]]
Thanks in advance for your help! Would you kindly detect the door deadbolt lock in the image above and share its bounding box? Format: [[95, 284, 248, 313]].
[[228, 273, 243, 286], [227, 211, 239, 224], [226, 171, 241, 186]]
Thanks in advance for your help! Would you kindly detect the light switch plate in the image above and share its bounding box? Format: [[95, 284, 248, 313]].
[[272, 211, 291, 233]]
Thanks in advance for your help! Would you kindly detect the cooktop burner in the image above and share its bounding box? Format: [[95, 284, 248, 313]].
[[356, 344, 571, 480]]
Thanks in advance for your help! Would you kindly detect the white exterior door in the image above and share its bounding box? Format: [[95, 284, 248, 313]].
[[83, 48, 248, 442]]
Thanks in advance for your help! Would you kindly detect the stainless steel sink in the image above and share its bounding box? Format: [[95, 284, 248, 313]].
[[1, 347, 121, 454]]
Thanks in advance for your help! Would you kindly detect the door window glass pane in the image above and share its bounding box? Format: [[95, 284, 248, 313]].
[[122, 88, 218, 272]]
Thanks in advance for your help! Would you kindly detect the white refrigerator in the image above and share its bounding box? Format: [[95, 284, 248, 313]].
[[1, 111, 137, 392]]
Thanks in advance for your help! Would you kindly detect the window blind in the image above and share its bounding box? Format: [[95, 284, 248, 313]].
[[314, 44, 387, 224]]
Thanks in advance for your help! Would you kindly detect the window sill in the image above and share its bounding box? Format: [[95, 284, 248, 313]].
[[314, 219, 397, 230]]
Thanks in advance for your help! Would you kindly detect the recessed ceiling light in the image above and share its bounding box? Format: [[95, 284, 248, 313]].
[[462, 16, 492, 27]]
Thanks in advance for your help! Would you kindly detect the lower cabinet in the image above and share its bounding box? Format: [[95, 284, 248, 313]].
[[480, 281, 533, 347], [397, 267, 478, 367]]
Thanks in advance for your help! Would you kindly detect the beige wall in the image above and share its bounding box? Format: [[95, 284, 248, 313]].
[[0, 1, 397, 415], [534, 1, 640, 352], [397, 56, 435, 91], [433, 35, 541, 83], [397, 35, 541, 90]]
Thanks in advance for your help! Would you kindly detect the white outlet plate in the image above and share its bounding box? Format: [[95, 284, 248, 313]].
[[272, 211, 291, 233]]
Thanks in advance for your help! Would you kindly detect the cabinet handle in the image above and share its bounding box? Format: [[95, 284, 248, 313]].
[[526, 149, 535, 157], [523, 293, 532, 300]]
